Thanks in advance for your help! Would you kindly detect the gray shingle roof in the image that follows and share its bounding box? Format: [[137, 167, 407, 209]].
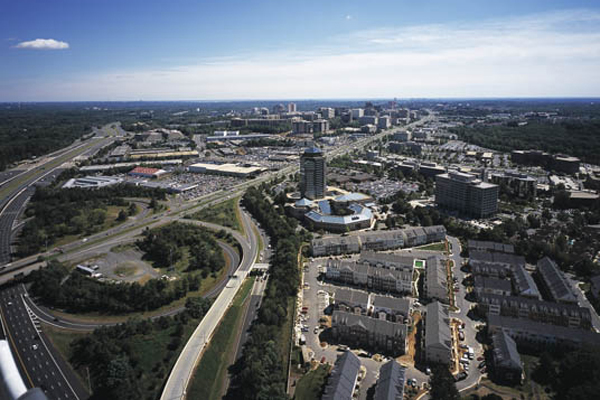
[[468, 240, 514, 253], [374, 360, 406, 400], [511, 264, 540, 298], [425, 301, 451, 352], [332, 311, 408, 338], [474, 276, 512, 292], [371, 295, 411, 316], [537, 257, 577, 303], [322, 351, 361, 400], [492, 330, 522, 371], [335, 288, 370, 309]]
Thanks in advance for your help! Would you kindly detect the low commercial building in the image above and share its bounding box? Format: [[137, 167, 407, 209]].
[[374, 360, 405, 400], [188, 163, 264, 178], [424, 257, 449, 303], [536, 257, 578, 304], [305, 203, 374, 233], [392, 131, 411, 142], [322, 351, 361, 400], [332, 311, 408, 356], [424, 301, 452, 365], [435, 171, 499, 218], [492, 330, 523, 384], [388, 141, 422, 155], [128, 166, 168, 179], [418, 162, 446, 178], [490, 171, 537, 199], [62, 175, 122, 189], [511, 150, 580, 174], [477, 293, 591, 329]]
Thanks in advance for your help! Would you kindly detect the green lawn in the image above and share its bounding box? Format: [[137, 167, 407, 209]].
[[415, 242, 446, 252], [294, 365, 330, 400], [187, 277, 255, 400], [191, 198, 243, 233]]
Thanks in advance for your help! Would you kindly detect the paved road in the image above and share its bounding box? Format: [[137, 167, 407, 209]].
[[160, 208, 260, 400], [0, 285, 89, 400], [447, 236, 484, 392], [0, 126, 118, 265], [22, 240, 240, 331]]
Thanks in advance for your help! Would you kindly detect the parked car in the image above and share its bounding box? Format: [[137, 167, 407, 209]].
[[459, 331, 465, 341], [478, 361, 486, 369]]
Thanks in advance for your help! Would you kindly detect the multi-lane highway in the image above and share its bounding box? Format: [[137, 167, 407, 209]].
[[0, 124, 122, 265], [0, 285, 88, 400]]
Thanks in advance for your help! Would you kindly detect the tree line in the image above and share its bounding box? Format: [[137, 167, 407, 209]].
[[226, 186, 310, 400], [17, 184, 166, 256], [29, 260, 204, 313], [69, 297, 212, 400]]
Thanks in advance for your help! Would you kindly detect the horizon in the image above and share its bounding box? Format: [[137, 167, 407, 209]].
[[2, 0, 600, 101]]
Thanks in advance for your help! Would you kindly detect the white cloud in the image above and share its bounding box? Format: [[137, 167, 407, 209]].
[[5, 9, 600, 100], [15, 38, 69, 50], [346, 15, 352, 20]]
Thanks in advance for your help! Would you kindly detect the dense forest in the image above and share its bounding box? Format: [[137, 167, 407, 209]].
[[69, 297, 211, 400], [451, 119, 600, 164], [225, 186, 309, 400], [17, 184, 166, 256], [29, 260, 204, 313], [137, 222, 225, 274]]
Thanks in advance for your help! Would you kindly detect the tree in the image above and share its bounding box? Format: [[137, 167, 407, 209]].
[[429, 366, 459, 400], [117, 210, 128, 222]]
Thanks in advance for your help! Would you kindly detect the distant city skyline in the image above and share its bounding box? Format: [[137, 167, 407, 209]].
[[1, 0, 600, 101]]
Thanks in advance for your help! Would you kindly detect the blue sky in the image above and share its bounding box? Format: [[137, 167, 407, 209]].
[[1, 0, 600, 101]]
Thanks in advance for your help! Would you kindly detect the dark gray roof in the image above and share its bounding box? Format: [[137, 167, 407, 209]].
[[332, 311, 408, 338], [469, 250, 525, 266], [335, 288, 369, 308], [322, 351, 361, 400], [474, 276, 512, 292], [492, 330, 522, 371], [468, 240, 514, 253], [478, 293, 591, 322], [511, 264, 540, 298], [374, 360, 406, 400], [371, 295, 411, 315], [537, 257, 577, 303], [359, 251, 415, 271], [488, 314, 600, 347], [425, 301, 451, 351]]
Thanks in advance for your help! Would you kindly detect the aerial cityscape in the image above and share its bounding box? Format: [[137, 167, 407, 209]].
[[1, 1, 600, 400]]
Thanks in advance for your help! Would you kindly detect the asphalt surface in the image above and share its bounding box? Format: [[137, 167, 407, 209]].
[[0, 129, 117, 265], [0, 284, 88, 400], [160, 208, 260, 400]]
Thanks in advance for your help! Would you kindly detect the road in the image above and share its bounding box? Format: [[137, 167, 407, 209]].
[[160, 207, 260, 400], [447, 236, 484, 393], [0, 285, 89, 400], [0, 124, 121, 265]]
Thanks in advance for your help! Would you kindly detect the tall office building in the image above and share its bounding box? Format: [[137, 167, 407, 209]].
[[300, 147, 327, 200], [435, 171, 499, 218], [288, 102, 297, 113]]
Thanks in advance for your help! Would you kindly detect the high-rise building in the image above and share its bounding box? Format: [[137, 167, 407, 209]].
[[300, 147, 326, 200], [435, 171, 499, 218], [351, 108, 364, 119], [288, 102, 297, 113], [313, 119, 329, 133], [319, 107, 335, 119]]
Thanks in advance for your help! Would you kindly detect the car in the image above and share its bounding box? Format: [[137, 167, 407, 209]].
[[480, 367, 487, 374], [468, 353, 474, 360], [31, 344, 38, 350], [314, 327, 319, 334], [478, 361, 486, 369], [7, 301, 12, 306], [477, 356, 484, 361], [301, 326, 309, 333], [320, 356, 326, 363], [464, 365, 469, 372], [459, 332, 465, 341], [425, 367, 432, 375], [460, 344, 468, 350]]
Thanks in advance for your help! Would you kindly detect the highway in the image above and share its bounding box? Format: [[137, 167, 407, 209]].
[[0, 124, 122, 265], [160, 208, 260, 400], [0, 285, 88, 400]]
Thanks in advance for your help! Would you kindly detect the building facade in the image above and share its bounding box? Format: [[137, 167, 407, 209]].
[[300, 147, 327, 200], [435, 171, 499, 218]]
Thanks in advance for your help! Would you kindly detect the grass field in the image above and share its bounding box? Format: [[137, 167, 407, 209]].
[[415, 241, 446, 252], [294, 365, 330, 400], [187, 277, 255, 400], [191, 198, 243, 233]]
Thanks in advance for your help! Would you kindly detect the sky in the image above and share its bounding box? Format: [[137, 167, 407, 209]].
[[1, 0, 600, 101]]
